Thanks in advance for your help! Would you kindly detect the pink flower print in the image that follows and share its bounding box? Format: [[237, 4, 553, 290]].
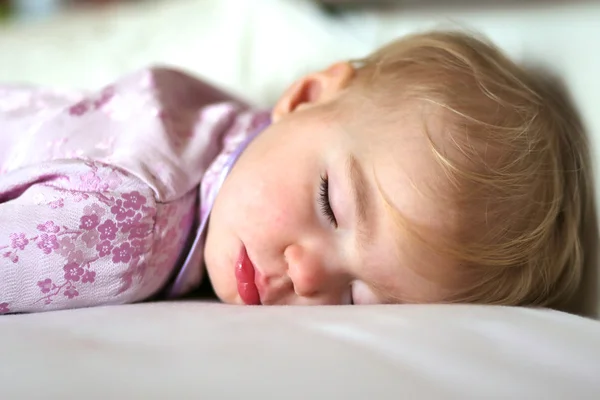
[[48, 198, 64, 209], [141, 204, 156, 216], [103, 170, 123, 191], [3, 251, 18, 263], [56, 237, 76, 257], [0, 303, 9, 314], [112, 242, 133, 264], [111, 199, 135, 222], [130, 238, 146, 258], [37, 278, 54, 294], [79, 214, 100, 231], [122, 191, 146, 211], [64, 286, 79, 299], [37, 234, 59, 254], [79, 171, 101, 191], [98, 219, 118, 241], [119, 213, 142, 233], [83, 203, 105, 217], [94, 86, 115, 109], [68, 249, 85, 264], [128, 223, 149, 240], [64, 262, 84, 282], [72, 192, 90, 202], [37, 221, 60, 233], [82, 229, 100, 248], [69, 100, 90, 116], [82, 270, 96, 284], [10, 233, 29, 250], [96, 240, 113, 257]]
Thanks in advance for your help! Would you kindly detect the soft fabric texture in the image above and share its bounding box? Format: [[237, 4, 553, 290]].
[[1, 302, 600, 399], [0, 67, 269, 313]]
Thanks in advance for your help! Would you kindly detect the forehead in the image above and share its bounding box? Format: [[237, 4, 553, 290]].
[[348, 103, 462, 301], [351, 101, 452, 226]]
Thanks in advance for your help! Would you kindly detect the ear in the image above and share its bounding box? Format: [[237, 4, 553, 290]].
[[272, 62, 355, 123]]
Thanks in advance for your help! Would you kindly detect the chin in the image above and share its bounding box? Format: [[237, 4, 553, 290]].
[[205, 254, 235, 303], [211, 279, 241, 305], [215, 291, 236, 304]]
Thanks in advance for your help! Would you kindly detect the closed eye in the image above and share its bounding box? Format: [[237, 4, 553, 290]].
[[319, 174, 338, 228]]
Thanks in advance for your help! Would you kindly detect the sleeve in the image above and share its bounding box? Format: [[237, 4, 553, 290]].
[[0, 160, 193, 314], [0, 68, 228, 314]]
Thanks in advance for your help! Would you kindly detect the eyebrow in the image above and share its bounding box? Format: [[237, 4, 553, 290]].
[[346, 154, 372, 242]]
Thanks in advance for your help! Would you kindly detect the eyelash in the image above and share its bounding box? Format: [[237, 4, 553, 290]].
[[319, 174, 338, 228]]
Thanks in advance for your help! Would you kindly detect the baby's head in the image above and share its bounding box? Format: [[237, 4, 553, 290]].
[[205, 31, 588, 307]]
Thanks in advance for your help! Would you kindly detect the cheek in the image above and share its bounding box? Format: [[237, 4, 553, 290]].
[[219, 134, 316, 238], [219, 164, 298, 236], [245, 182, 301, 233]]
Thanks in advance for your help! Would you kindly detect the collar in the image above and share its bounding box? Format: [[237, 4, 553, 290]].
[[166, 109, 271, 297]]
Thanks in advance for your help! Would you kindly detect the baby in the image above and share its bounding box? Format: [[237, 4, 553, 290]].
[[0, 31, 588, 313]]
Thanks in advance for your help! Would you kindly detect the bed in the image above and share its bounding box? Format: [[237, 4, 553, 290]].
[[1, 0, 600, 397]]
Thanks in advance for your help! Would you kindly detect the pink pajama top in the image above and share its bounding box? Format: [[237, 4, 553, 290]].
[[0, 67, 270, 314]]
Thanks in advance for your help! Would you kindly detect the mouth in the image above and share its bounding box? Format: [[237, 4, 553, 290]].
[[235, 246, 262, 305]]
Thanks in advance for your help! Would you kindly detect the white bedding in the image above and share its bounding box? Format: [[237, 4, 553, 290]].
[[1, 0, 600, 397], [2, 303, 600, 399]]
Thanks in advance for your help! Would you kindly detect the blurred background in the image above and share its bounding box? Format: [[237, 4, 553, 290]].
[[0, 1, 142, 21], [0, 0, 597, 149], [0, 0, 597, 143], [1, 0, 597, 105]]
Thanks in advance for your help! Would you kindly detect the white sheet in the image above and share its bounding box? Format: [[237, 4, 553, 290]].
[[1, 0, 600, 397], [1, 303, 599, 399], [1, 0, 598, 316]]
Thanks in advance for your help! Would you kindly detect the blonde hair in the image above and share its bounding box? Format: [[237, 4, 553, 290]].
[[350, 31, 589, 308]]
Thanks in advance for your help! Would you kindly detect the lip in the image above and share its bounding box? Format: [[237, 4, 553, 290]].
[[235, 246, 262, 305]]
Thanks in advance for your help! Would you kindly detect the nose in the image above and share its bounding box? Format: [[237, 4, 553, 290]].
[[284, 243, 330, 297]]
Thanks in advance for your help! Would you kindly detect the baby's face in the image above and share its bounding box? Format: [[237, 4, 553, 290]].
[[205, 64, 454, 305]]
